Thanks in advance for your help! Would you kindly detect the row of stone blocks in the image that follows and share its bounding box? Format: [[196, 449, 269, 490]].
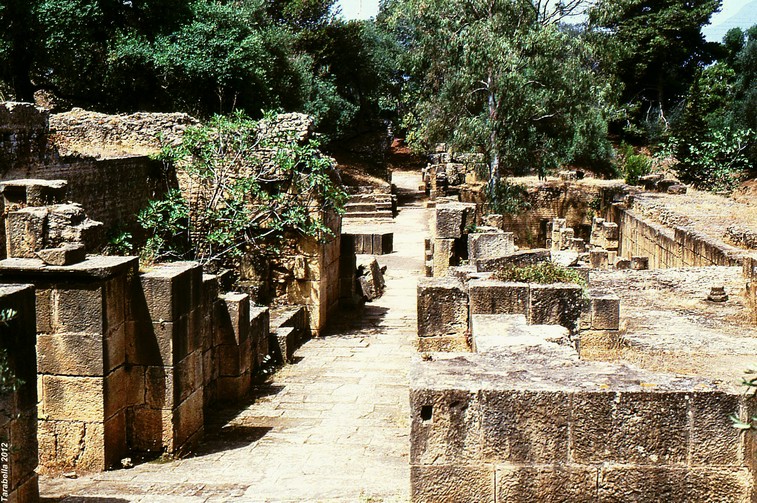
[[410, 311, 756, 502], [746, 255, 757, 324], [342, 232, 393, 256], [0, 256, 274, 475], [417, 276, 620, 351]]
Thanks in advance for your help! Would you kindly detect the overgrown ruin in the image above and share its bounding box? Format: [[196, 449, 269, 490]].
[[0, 104, 756, 502]]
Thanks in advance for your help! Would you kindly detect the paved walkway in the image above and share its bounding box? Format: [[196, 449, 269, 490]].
[[40, 170, 426, 502]]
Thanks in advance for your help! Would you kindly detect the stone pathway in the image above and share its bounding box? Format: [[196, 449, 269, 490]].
[[40, 170, 426, 503]]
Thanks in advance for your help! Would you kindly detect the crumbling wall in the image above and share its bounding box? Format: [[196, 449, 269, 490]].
[[0, 102, 48, 173], [410, 311, 757, 502]]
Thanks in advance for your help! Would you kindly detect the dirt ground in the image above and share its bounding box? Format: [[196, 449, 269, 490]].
[[583, 266, 757, 391]]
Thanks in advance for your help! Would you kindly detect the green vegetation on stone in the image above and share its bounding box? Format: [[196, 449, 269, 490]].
[[493, 261, 587, 287]]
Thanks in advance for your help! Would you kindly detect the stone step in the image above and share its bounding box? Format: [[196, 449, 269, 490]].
[[344, 211, 394, 219]]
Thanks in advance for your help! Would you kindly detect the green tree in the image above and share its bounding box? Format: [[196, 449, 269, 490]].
[[588, 0, 721, 140], [385, 0, 612, 183]]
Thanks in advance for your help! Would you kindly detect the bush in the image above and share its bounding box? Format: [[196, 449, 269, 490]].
[[486, 179, 531, 216], [617, 144, 652, 185], [493, 261, 587, 287], [139, 111, 347, 268]]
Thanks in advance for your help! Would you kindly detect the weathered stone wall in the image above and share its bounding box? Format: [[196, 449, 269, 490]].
[[605, 204, 744, 269], [49, 108, 198, 157], [0, 256, 271, 474], [0, 102, 48, 173], [410, 312, 757, 503], [0, 284, 40, 502]]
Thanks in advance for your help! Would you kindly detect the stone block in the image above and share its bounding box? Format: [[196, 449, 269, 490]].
[[410, 387, 482, 464], [468, 231, 514, 260], [590, 249, 609, 269], [528, 283, 582, 333], [476, 249, 551, 272], [590, 294, 620, 330], [417, 278, 468, 338], [571, 391, 689, 465], [615, 257, 631, 270], [496, 466, 598, 503], [39, 375, 104, 422], [173, 388, 204, 451], [176, 350, 203, 403], [690, 392, 743, 466], [130, 406, 171, 452], [481, 390, 569, 463], [598, 466, 751, 502], [435, 202, 475, 239], [9, 412, 38, 490], [217, 374, 250, 403], [469, 280, 529, 316], [37, 333, 104, 376], [38, 420, 86, 470], [6, 207, 47, 258], [140, 262, 200, 322], [270, 326, 297, 364], [631, 256, 649, 270], [55, 284, 104, 334], [250, 306, 270, 368], [220, 293, 250, 344], [411, 465, 494, 503], [36, 243, 86, 266], [0, 178, 66, 206], [417, 335, 470, 352], [483, 214, 503, 229], [103, 409, 128, 470], [433, 238, 456, 277]]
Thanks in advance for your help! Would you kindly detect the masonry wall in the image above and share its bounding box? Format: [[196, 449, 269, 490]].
[[0, 284, 40, 502], [605, 204, 743, 269]]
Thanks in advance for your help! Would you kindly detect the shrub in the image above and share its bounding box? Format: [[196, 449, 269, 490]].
[[493, 261, 587, 287], [617, 144, 652, 185], [486, 179, 531, 216]]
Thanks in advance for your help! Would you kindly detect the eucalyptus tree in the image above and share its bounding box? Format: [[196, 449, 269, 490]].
[[384, 0, 612, 184]]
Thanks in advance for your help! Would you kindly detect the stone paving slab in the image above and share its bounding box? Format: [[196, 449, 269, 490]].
[[39, 170, 427, 503]]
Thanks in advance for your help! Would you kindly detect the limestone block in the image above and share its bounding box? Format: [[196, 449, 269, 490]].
[[476, 249, 551, 273], [38, 419, 106, 472], [417, 335, 470, 352], [469, 280, 529, 317], [433, 238, 455, 277], [631, 256, 649, 270], [9, 411, 38, 489], [130, 406, 170, 452], [528, 283, 582, 333], [690, 392, 743, 465], [481, 390, 570, 463], [572, 391, 689, 465], [598, 466, 751, 502], [173, 388, 204, 451], [496, 466, 599, 503], [411, 465, 494, 503], [410, 387, 482, 464], [568, 238, 586, 253], [218, 344, 241, 377], [483, 214, 503, 229], [37, 333, 104, 376], [417, 278, 468, 338], [55, 284, 104, 334], [140, 262, 201, 322], [36, 243, 86, 266], [435, 202, 476, 239], [615, 257, 631, 270], [6, 207, 47, 258], [667, 184, 687, 194], [220, 293, 250, 345], [270, 326, 297, 364], [590, 294, 620, 330], [39, 375, 104, 422], [468, 231, 514, 260], [46, 203, 85, 238], [176, 350, 203, 403], [590, 249, 609, 270], [0, 178, 67, 206], [249, 306, 270, 368]]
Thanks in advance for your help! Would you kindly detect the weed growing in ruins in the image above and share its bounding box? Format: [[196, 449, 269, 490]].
[[486, 179, 531, 216], [0, 309, 21, 395], [139, 112, 347, 269], [617, 144, 652, 186], [494, 261, 587, 287], [730, 368, 757, 431]]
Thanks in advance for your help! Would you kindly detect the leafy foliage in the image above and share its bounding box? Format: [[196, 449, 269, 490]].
[[0, 308, 21, 395], [730, 367, 757, 431], [139, 112, 347, 269], [588, 0, 721, 142], [494, 261, 587, 287], [486, 179, 531, 216], [384, 0, 614, 181], [616, 144, 652, 185]]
